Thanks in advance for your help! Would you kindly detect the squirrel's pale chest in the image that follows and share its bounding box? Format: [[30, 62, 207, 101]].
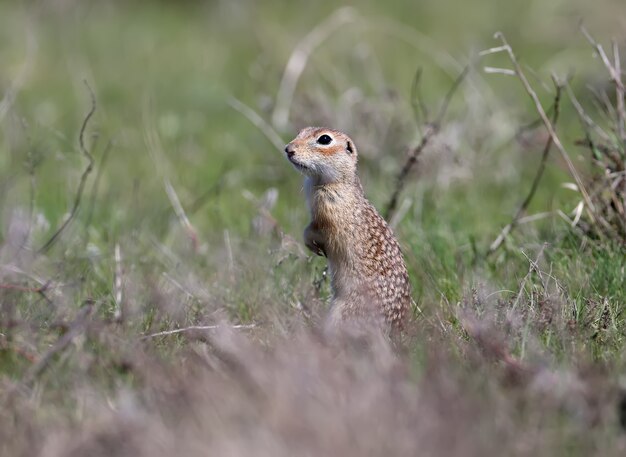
[[307, 184, 356, 233]]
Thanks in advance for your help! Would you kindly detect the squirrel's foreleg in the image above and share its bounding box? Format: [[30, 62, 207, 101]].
[[304, 223, 326, 257]]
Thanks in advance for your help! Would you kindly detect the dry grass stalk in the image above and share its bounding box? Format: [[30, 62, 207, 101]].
[[141, 323, 257, 339]]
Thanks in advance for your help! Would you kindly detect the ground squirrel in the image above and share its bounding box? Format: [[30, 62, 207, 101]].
[[285, 127, 411, 331]]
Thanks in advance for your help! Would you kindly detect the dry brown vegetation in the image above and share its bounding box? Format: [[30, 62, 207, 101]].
[[1, 226, 625, 456], [0, 311, 622, 457]]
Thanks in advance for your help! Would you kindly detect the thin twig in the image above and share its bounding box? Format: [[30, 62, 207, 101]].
[[141, 324, 256, 339], [478, 45, 511, 56], [384, 66, 468, 219], [494, 33, 596, 220], [483, 67, 516, 76], [0, 282, 49, 293], [487, 80, 563, 256], [38, 81, 96, 253]]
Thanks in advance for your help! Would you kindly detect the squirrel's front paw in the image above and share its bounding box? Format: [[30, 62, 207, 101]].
[[304, 225, 326, 257], [306, 239, 326, 257]]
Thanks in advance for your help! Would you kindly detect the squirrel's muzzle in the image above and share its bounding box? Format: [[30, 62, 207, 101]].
[[284, 144, 295, 159]]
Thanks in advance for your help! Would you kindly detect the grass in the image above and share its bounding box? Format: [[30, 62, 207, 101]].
[[1, 0, 626, 455]]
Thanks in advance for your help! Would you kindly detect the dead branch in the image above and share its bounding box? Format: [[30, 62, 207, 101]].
[[384, 66, 468, 220], [494, 33, 596, 221], [38, 81, 96, 253], [487, 80, 563, 256]]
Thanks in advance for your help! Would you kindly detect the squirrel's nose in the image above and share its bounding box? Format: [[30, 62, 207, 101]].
[[284, 144, 295, 158]]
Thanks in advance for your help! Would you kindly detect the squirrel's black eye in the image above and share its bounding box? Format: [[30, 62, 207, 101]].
[[316, 134, 332, 145]]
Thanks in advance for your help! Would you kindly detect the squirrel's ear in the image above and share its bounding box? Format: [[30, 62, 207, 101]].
[[346, 141, 353, 154]]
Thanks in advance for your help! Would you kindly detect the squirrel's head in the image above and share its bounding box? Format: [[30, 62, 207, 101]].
[[284, 127, 358, 184]]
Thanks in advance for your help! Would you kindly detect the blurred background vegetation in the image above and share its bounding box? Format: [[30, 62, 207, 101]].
[[1, 0, 623, 302]]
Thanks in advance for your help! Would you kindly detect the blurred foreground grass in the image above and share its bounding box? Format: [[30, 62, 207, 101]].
[[1, 1, 626, 455]]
